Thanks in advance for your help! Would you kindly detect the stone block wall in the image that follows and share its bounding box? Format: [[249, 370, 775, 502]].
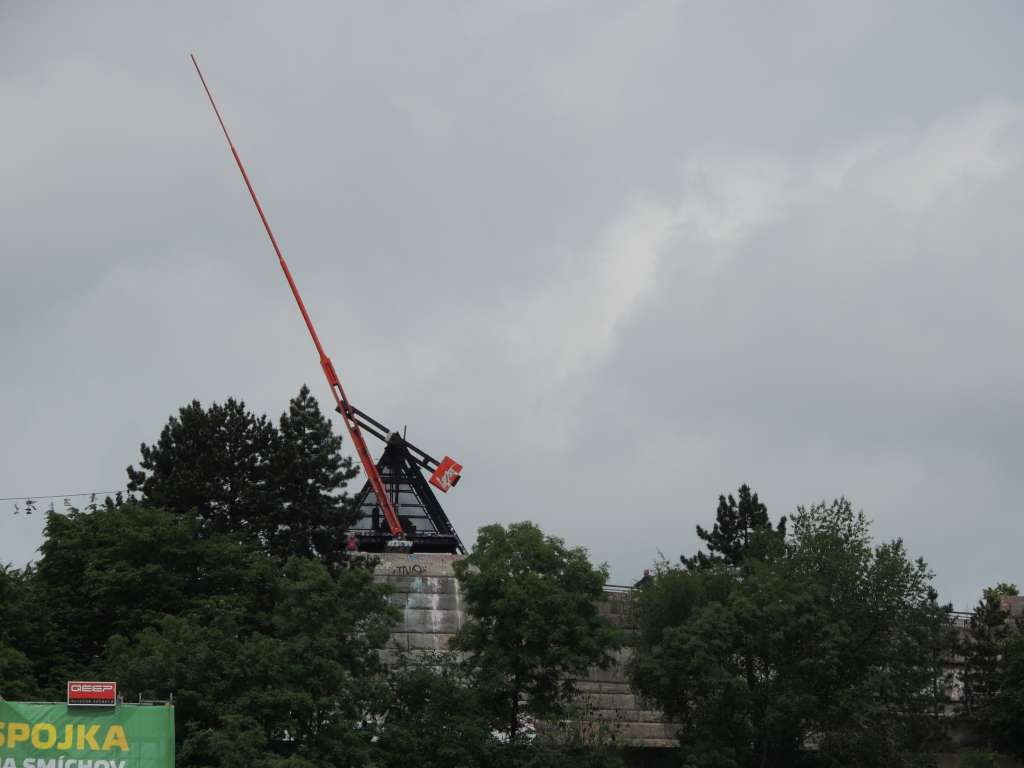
[[372, 552, 467, 653], [370, 552, 676, 748], [568, 590, 678, 748], [367, 554, 1024, 762]]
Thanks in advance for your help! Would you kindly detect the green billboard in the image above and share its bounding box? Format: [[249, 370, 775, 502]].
[[0, 702, 173, 768]]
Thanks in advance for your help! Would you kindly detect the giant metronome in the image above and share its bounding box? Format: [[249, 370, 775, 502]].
[[192, 55, 464, 554]]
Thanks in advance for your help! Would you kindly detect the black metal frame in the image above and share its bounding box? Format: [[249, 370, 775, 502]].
[[341, 404, 444, 474], [347, 430, 465, 554]]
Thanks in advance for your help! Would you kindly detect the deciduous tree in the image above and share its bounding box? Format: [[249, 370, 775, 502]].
[[452, 522, 620, 743], [0, 564, 40, 700], [633, 498, 952, 768]]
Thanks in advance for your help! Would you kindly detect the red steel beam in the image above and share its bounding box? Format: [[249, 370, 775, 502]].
[[190, 54, 404, 539]]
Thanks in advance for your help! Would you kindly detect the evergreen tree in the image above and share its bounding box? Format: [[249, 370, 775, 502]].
[[992, 635, 1024, 759], [683, 484, 786, 570], [268, 384, 360, 563], [127, 387, 359, 563], [126, 397, 277, 536], [960, 583, 1019, 749]]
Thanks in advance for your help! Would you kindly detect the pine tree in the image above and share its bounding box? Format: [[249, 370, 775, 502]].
[[127, 397, 277, 536], [127, 387, 359, 563], [682, 484, 786, 570], [961, 583, 1019, 746], [268, 384, 360, 563]]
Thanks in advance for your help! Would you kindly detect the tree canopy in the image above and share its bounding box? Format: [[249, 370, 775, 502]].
[[633, 495, 953, 768], [452, 522, 621, 743], [0, 564, 38, 700], [991, 634, 1024, 759], [682, 484, 786, 571], [5, 388, 1021, 766], [127, 385, 360, 564], [2, 390, 628, 768], [958, 582, 1024, 759]]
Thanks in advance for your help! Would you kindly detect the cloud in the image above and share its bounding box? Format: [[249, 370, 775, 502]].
[[562, 100, 1024, 600], [2, 3, 1023, 611], [500, 199, 675, 390]]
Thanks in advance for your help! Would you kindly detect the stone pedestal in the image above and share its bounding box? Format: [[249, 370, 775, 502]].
[[373, 552, 467, 653]]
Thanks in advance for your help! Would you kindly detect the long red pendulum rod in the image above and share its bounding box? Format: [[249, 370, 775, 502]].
[[190, 54, 405, 539]]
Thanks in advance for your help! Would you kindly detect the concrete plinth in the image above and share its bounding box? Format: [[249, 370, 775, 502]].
[[373, 552, 467, 655]]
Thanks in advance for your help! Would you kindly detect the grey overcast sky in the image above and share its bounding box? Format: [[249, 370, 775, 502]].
[[1, 2, 1022, 608]]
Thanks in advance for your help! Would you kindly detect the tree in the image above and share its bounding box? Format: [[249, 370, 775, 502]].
[[991, 634, 1024, 759], [452, 522, 621, 743], [14, 388, 404, 766], [127, 396, 277, 534], [983, 583, 1019, 602], [682, 485, 786, 570], [960, 583, 1018, 743], [32, 501, 272, 688], [22, 486, 394, 768], [105, 552, 394, 767], [267, 385, 361, 563], [127, 387, 360, 563], [372, 651, 495, 768], [633, 498, 952, 768], [0, 564, 40, 700], [959, 582, 1022, 756], [958, 748, 1001, 768]]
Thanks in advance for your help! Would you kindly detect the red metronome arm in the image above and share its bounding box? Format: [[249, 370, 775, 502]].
[[191, 54, 405, 538]]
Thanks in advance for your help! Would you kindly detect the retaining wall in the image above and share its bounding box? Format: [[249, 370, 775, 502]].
[[370, 552, 674, 748]]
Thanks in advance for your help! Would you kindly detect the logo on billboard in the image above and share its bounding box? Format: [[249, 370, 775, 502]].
[[429, 456, 462, 493], [67, 681, 118, 707]]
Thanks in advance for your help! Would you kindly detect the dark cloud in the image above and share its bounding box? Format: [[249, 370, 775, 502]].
[[2, 2, 1022, 609]]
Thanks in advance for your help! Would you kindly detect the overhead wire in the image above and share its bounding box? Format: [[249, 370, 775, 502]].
[[0, 490, 126, 502], [4, 488, 132, 514]]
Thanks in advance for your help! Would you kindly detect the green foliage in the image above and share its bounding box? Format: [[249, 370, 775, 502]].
[[0, 565, 39, 700], [960, 585, 1015, 739], [372, 652, 495, 768], [494, 741, 626, 768], [267, 386, 361, 561], [682, 484, 786, 570], [2, 488, 395, 767], [126, 396, 278, 532], [3, 391, 632, 767], [372, 650, 627, 768], [959, 748, 1000, 768], [982, 583, 1018, 602], [452, 522, 621, 742], [960, 583, 1024, 758], [633, 497, 952, 768], [105, 556, 393, 766], [992, 635, 1024, 758], [32, 502, 272, 689], [127, 386, 359, 563]]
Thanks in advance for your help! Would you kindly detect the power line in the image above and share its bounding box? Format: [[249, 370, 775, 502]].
[[0, 489, 127, 502]]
